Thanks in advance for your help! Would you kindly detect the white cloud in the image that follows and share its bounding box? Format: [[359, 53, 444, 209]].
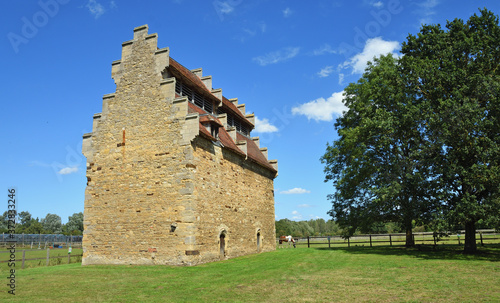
[[420, 0, 439, 9], [298, 204, 313, 208], [236, 22, 267, 43], [254, 116, 278, 133], [318, 66, 334, 78], [259, 22, 267, 33], [219, 1, 234, 14], [281, 188, 311, 194], [292, 91, 347, 122], [243, 28, 256, 37], [309, 215, 323, 219], [340, 37, 400, 74], [86, 0, 106, 19], [291, 210, 302, 220], [58, 167, 78, 175], [253, 47, 300, 66], [338, 73, 345, 85], [283, 7, 292, 18], [363, 0, 383, 8], [415, 0, 440, 25], [313, 44, 337, 56]]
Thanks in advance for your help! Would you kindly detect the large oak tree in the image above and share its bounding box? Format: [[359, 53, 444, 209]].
[[321, 54, 437, 246], [401, 9, 500, 253], [323, 9, 500, 253]]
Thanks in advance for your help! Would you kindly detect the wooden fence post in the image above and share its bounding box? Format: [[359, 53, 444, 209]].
[[328, 236, 331, 248], [389, 235, 392, 246], [369, 235, 372, 247], [433, 235, 437, 246], [348, 237, 350, 248], [480, 232, 484, 246], [22, 250, 26, 269], [46, 248, 50, 266], [307, 236, 310, 248]]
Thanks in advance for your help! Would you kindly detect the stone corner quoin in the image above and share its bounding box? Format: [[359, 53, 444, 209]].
[[81, 24, 278, 266]]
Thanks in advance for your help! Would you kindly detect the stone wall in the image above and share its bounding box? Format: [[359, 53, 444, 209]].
[[186, 136, 276, 264]]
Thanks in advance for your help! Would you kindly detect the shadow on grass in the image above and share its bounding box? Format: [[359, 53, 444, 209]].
[[315, 244, 500, 262]]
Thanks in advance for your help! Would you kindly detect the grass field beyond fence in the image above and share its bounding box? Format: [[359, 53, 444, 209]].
[[290, 230, 499, 248], [0, 248, 83, 270], [1, 244, 499, 302]]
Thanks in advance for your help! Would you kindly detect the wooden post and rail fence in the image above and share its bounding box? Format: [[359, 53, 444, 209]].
[[280, 230, 499, 248], [0, 248, 83, 269]]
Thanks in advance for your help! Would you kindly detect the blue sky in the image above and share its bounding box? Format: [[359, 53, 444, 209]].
[[1, 0, 499, 223]]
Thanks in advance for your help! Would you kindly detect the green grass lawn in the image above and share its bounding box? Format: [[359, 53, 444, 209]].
[[1, 245, 499, 302]]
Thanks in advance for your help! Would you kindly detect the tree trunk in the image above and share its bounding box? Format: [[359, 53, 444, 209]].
[[405, 228, 414, 247], [464, 221, 477, 254], [405, 220, 414, 247]]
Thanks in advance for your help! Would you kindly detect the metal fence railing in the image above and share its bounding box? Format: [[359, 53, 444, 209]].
[[0, 233, 82, 248]]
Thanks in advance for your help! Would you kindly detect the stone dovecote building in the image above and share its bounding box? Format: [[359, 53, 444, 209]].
[[81, 25, 278, 266]]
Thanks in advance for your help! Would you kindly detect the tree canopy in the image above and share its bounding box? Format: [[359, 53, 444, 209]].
[[321, 54, 436, 246], [401, 8, 500, 252], [0, 210, 84, 235], [323, 8, 500, 253], [64, 212, 84, 235]]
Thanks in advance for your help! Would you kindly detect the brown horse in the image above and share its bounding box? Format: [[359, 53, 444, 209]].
[[278, 235, 296, 248]]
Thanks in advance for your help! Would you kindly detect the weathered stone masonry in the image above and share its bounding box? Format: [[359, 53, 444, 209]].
[[82, 25, 278, 266]]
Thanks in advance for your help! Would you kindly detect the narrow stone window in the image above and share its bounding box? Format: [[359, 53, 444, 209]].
[[211, 126, 219, 139], [219, 231, 226, 259], [257, 232, 261, 252]]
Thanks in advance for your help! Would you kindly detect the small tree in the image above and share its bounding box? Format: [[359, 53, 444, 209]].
[[65, 212, 84, 235], [41, 213, 62, 234], [0, 211, 8, 233]]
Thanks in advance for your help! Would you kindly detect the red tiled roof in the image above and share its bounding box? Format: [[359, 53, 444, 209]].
[[200, 115, 223, 127], [218, 127, 246, 157], [221, 96, 254, 128], [169, 57, 220, 106], [237, 133, 276, 172], [169, 57, 253, 129], [198, 123, 215, 141], [187, 101, 206, 115], [170, 57, 274, 173]]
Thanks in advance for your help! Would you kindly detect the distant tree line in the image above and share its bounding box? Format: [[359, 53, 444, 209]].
[[0, 211, 83, 235], [276, 219, 436, 237]]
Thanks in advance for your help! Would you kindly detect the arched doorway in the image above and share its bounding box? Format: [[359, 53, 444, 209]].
[[219, 231, 226, 259], [257, 232, 261, 252]]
